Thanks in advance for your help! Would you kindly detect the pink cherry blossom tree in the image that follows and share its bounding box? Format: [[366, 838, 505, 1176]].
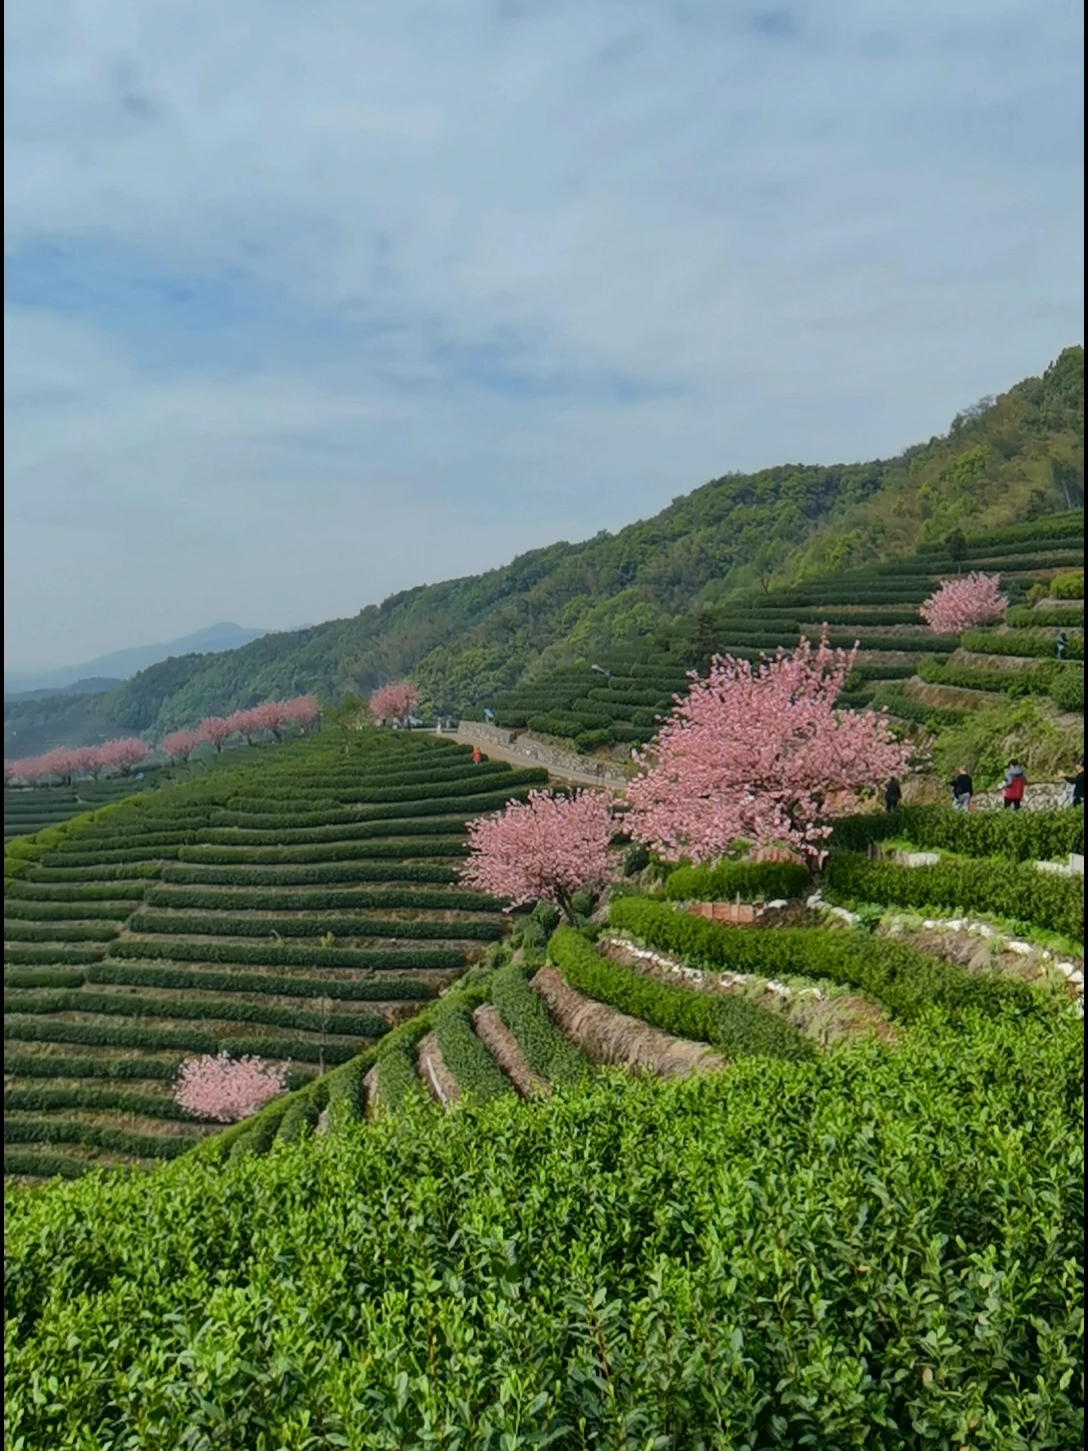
[[4, 760, 18, 787], [626, 631, 913, 865], [35, 749, 69, 784], [162, 728, 201, 762], [368, 681, 418, 726], [919, 571, 1007, 634], [173, 1052, 289, 1123], [248, 700, 288, 740], [100, 737, 152, 776], [225, 708, 260, 746], [7, 757, 45, 786], [199, 716, 234, 753], [283, 694, 320, 732], [70, 746, 105, 780], [461, 788, 616, 921]]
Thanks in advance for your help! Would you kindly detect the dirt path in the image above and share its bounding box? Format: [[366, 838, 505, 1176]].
[[472, 1004, 549, 1097], [530, 966, 726, 1078], [416, 1032, 460, 1105], [448, 728, 626, 790]]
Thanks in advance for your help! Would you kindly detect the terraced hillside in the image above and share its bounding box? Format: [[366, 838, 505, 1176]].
[[5, 773, 167, 844], [4, 731, 546, 1180], [178, 799, 1083, 1165], [7, 795, 1083, 1444], [465, 510, 1083, 750]]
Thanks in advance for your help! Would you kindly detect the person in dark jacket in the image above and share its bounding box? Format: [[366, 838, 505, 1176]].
[[884, 777, 902, 812], [1002, 761, 1026, 810], [1055, 631, 1068, 660], [1066, 762, 1084, 807], [950, 769, 973, 811]]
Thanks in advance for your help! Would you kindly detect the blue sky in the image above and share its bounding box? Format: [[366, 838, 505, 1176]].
[[4, 0, 1083, 670]]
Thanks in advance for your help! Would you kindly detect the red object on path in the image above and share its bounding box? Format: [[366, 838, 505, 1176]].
[[472, 746, 482, 765]]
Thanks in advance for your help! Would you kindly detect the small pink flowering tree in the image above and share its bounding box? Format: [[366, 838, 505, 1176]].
[[199, 715, 234, 753], [626, 631, 913, 866], [283, 694, 320, 732], [71, 746, 105, 780], [161, 728, 201, 762], [461, 788, 616, 921], [919, 571, 1007, 634], [248, 700, 288, 740], [100, 737, 152, 776], [369, 681, 418, 726], [37, 748, 79, 785], [225, 708, 260, 746], [173, 1052, 289, 1123]]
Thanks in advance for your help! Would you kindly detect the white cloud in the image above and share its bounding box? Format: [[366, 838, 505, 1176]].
[[3, 0, 1083, 668]]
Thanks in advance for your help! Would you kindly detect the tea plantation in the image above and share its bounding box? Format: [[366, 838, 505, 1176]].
[[464, 511, 1083, 749], [4, 713, 1084, 1445], [4, 731, 547, 1180]]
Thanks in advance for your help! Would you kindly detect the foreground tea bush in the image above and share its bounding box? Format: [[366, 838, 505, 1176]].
[[5, 1009, 1081, 1449]]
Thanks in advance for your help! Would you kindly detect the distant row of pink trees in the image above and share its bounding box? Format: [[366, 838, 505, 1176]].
[[5, 694, 321, 787]]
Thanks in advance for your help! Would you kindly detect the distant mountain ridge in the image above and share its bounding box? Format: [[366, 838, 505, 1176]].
[[4, 624, 269, 699], [4, 346, 1083, 755]]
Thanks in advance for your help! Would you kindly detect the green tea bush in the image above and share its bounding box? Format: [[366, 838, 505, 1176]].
[[830, 805, 1084, 861], [142, 885, 499, 912], [374, 1039, 424, 1109], [20, 862, 161, 884], [664, 860, 811, 902], [1050, 669, 1085, 712], [175, 838, 467, 865], [160, 861, 458, 886], [4, 1053, 183, 1081], [3, 988, 387, 1039], [2, 922, 119, 943], [1006, 605, 1084, 628], [4, 969, 88, 989], [4, 1119, 194, 1159], [5, 1087, 193, 1120], [1050, 570, 1084, 599], [490, 962, 591, 1087], [4, 899, 139, 920], [10, 1009, 1075, 1446], [431, 998, 515, 1103], [825, 852, 1084, 940], [83, 961, 434, 1001], [126, 911, 502, 942], [4, 946, 106, 966], [961, 629, 1084, 660], [550, 928, 813, 1061], [107, 940, 465, 970], [608, 897, 1042, 1020], [869, 687, 967, 727]]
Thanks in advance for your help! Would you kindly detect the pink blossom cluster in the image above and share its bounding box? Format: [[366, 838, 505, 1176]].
[[461, 788, 615, 918], [5, 695, 322, 785], [625, 631, 912, 864], [368, 681, 419, 724], [919, 571, 1007, 634], [195, 695, 320, 752], [173, 1052, 289, 1123], [6, 737, 151, 786]]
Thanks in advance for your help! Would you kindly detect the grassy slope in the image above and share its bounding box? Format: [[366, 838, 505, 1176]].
[[6, 346, 1081, 748]]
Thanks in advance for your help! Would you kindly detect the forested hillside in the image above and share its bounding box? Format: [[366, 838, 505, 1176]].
[[6, 346, 1082, 751]]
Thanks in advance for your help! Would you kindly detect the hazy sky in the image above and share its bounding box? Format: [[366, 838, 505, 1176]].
[[4, 0, 1083, 670]]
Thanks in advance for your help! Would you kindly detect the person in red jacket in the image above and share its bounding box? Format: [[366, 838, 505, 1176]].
[[471, 746, 482, 766], [1002, 760, 1026, 811]]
